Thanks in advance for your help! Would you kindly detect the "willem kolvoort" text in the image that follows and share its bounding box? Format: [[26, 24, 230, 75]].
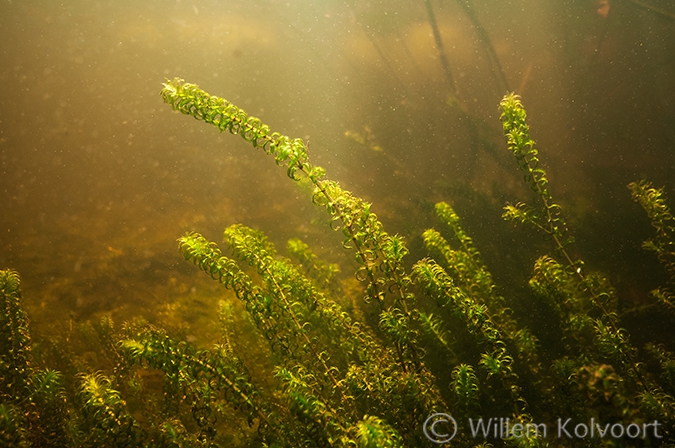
[[467, 417, 662, 440]]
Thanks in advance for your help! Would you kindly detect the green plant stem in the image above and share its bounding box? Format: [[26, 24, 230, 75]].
[[232, 229, 347, 400], [499, 93, 649, 393], [161, 79, 420, 370]]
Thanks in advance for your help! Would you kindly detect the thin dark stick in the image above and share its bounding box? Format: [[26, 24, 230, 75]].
[[455, 0, 511, 93], [424, 0, 459, 97]]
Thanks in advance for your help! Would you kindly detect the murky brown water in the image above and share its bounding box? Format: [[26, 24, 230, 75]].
[[1, 0, 674, 343]]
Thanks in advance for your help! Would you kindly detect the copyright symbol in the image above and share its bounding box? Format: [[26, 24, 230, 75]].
[[423, 413, 457, 444]]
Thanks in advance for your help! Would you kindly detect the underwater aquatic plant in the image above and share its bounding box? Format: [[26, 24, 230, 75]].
[[1, 83, 674, 446], [629, 180, 675, 298]]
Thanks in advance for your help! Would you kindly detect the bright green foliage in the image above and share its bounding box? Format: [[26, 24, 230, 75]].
[[163, 79, 420, 381], [410, 258, 527, 418], [422, 204, 545, 394], [434, 202, 484, 269], [26, 369, 70, 446], [450, 364, 480, 416], [222, 225, 445, 443], [0, 269, 31, 400], [163, 79, 422, 377], [499, 93, 572, 256], [498, 95, 619, 321], [178, 225, 443, 446], [274, 366, 346, 445], [498, 95, 675, 437], [422, 227, 494, 303], [629, 180, 675, 287], [479, 348, 514, 379], [120, 325, 282, 445], [651, 287, 675, 311], [378, 307, 419, 367], [528, 255, 597, 354], [593, 320, 634, 362], [423, 203, 541, 364], [3, 86, 675, 446], [312, 180, 415, 316], [501, 414, 550, 448], [499, 94, 651, 385], [412, 259, 501, 345], [161, 78, 324, 183], [639, 390, 675, 429], [354, 415, 403, 448], [162, 78, 412, 315], [418, 312, 452, 352], [177, 232, 271, 331], [529, 256, 581, 316], [78, 372, 146, 447], [646, 344, 675, 393], [287, 238, 341, 290], [1, 270, 72, 447], [0, 404, 30, 448]]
